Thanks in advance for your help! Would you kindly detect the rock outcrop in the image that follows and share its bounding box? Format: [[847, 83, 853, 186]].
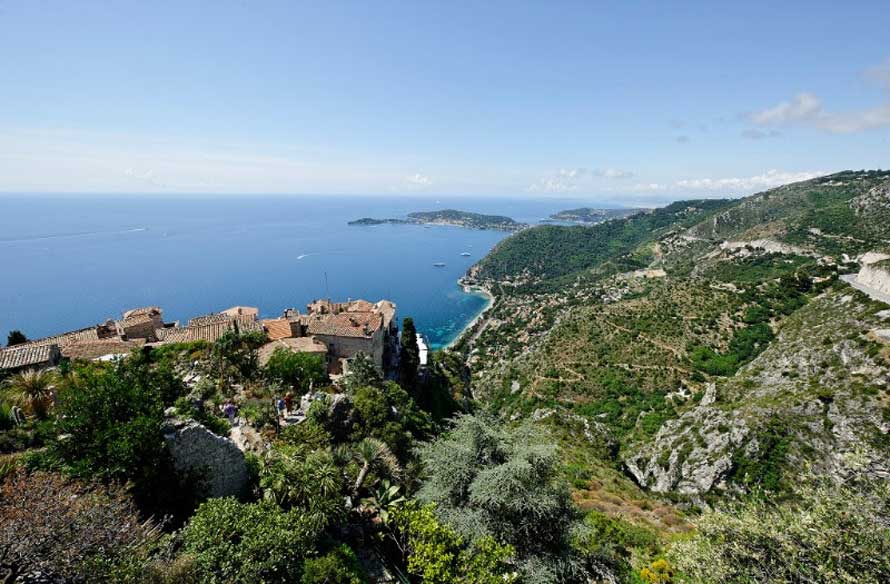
[[163, 418, 249, 499]]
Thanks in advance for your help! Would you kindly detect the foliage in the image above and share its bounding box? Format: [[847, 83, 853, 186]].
[[0, 468, 162, 583], [349, 382, 432, 459], [5, 329, 27, 347], [400, 317, 420, 388], [640, 559, 674, 583], [350, 436, 401, 494], [360, 479, 407, 523], [669, 475, 890, 583], [2, 369, 56, 419], [264, 348, 328, 391], [50, 359, 166, 486], [212, 329, 267, 381], [417, 415, 594, 582], [258, 446, 346, 525], [343, 351, 383, 391], [390, 501, 518, 584], [301, 544, 367, 584], [174, 396, 232, 436], [183, 497, 325, 584]]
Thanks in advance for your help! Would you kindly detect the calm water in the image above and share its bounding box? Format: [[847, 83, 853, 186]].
[[0, 195, 598, 349]]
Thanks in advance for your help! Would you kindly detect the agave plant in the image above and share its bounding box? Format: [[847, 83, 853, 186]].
[[360, 479, 406, 523], [2, 369, 56, 420]]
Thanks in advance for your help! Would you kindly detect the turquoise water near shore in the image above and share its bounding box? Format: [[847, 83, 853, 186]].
[[0, 195, 594, 349]]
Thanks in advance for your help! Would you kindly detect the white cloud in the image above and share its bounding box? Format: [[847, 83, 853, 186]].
[[741, 128, 781, 140], [747, 59, 890, 134], [594, 168, 635, 179], [675, 169, 826, 193], [405, 172, 432, 186], [528, 166, 635, 193]]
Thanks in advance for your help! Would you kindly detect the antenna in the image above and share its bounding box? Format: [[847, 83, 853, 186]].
[[324, 271, 330, 302]]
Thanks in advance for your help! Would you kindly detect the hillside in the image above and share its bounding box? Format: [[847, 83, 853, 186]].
[[456, 169, 890, 508], [549, 207, 646, 224]]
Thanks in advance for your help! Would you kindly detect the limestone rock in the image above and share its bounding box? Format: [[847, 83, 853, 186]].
[[163, 418, 249, 499]]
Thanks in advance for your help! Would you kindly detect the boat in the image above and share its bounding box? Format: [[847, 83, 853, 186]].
[[433, 262, 446, 267], [460, 252, 471, 256]]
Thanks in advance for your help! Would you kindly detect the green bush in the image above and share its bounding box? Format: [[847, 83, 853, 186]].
[[301, 544, 367, 584], [264, 349, 328, 391], [670, 476, 890, 583], [183, 498, 325, 584]]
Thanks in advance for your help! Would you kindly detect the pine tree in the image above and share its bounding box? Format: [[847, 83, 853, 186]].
[[399, 317, 420, 388], [6, 330, 27, 347]]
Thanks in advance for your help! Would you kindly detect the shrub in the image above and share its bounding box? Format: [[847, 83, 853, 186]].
[[669, 475, 890, 583], [183, 497, 325, 584], [301, 544, 367, 584], [0, 468, 161, 583], [264, 349, 328, 391]]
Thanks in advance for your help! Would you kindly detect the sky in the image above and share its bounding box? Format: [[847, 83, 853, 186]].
[[0, 0, 888, 203]]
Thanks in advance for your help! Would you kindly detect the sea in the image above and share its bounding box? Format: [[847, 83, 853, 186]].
[[0, 195, 600, 349]]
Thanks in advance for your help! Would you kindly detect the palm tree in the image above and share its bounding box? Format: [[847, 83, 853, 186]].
[[2, 369, 56, 419], [352, 437, 401, 495]]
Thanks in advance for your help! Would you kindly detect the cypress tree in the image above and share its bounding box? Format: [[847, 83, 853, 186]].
[[399, 317, 420, 388]]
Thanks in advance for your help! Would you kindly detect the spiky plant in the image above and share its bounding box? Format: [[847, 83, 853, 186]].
[[352, 437, 401, 495], [2, 369, 56, 419]]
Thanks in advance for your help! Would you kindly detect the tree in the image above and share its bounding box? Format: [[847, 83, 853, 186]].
[[5, 330, 27, 347], [183, 497, 325, 584], [212, 329, 267, 382], [264, 349, 328, 391], [351, 437, 401, 495], [0, 468, 161, 583], [399, 317, 420, 387], [416, 415, 594, 582], [1, 369, 56, 419], [389, 501, 517, 584], [343, 352, 382, 391], [349, 382, 431, 459], [258, 446, 345, 526]]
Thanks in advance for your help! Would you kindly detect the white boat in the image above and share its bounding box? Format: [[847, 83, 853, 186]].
[[460, 252, 471, 256], [433, 262, 446, 267]]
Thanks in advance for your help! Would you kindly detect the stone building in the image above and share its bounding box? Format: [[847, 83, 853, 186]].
[[0, 343, 61, 373]]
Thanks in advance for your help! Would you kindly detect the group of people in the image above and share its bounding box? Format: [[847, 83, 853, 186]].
[[274, 391, 295, 418]]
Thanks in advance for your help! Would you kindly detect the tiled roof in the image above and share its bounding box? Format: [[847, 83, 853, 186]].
[[155, 317, 263, 344], [258, 337, 328, 366], [0, 344, 59, 370], [25, 327, 101, 348], [307, 312, 383, 338], [62, 339, 146, 361], [188, 313, 232, 327], [122, 306, 161, 319], [118, 313, 154, 327], [262, 319, 293, 341]]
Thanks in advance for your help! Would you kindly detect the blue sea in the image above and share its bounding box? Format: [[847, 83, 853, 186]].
[[0, 195, 595, 349]]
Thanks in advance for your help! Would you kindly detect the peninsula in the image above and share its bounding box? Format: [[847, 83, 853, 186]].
[[349, 209, 526, 232], [548, 207, 646, 223]]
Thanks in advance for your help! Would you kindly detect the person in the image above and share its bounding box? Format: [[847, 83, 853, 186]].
[[283, 392, 293, 414], [223, 400, 238, 426], [276, 396, 286, 418]]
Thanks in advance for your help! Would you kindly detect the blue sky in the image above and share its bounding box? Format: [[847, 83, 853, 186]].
[[1, 1, 888, 202]]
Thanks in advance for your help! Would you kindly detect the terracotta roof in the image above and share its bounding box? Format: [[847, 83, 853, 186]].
[[306, 312, 383, 338], [188, 313, 232, 327], [258, 337, 328, 366], [222, 306, 259, 318], [118, 313, 154, 327], [0, 344, 59, 370], [122, 306, 161, 319], [25, 327, 101, 348], [346, 299, 375, 312], [62, 339, 146, 361], [155, 316, 263, 344], [262, 318, 293, 341]]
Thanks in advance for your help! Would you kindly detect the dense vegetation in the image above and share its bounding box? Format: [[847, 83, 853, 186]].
[[4, 170, 890, 583]]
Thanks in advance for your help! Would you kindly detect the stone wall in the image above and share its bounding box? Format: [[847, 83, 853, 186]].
[[163, 418, 249, 499]]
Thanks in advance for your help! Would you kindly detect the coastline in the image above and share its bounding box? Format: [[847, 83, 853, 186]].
[[440, 278, 496, 351]]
